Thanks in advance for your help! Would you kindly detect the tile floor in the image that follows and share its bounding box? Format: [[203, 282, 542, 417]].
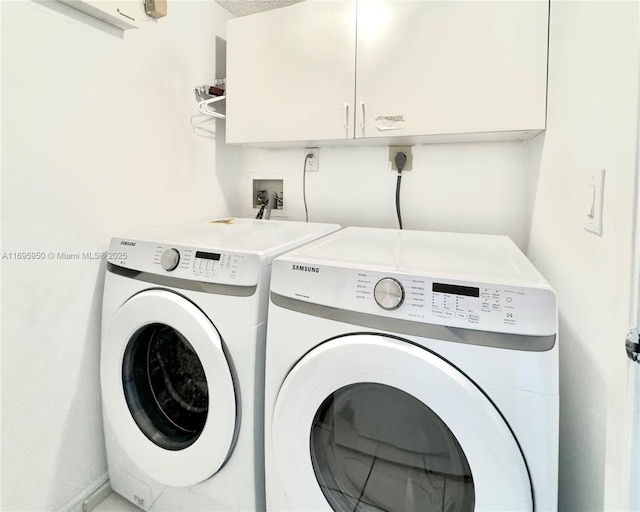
[[93, 492, 142, 512]]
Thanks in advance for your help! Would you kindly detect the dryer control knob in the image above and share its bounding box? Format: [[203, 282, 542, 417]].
[[374, 278, 404, 310], [160, 248, 180, 271]]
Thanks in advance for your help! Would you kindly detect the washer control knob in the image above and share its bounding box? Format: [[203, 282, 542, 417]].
[[160, 248, 180, 271], [374, 278, 404, 310]]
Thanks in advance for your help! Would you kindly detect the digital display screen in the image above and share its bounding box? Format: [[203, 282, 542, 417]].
[[433, 283, 480, 297], [195, 251, 221, 261]]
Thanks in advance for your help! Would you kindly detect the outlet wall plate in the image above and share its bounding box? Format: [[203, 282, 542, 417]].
[[305, 148, 319, 172], [389, 146, 413, 171]]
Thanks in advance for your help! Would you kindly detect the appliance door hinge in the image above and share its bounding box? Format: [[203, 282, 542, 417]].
[[626, 328, 640, 363]]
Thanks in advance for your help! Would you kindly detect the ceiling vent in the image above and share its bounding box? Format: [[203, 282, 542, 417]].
[[215, 0, 304, 17]]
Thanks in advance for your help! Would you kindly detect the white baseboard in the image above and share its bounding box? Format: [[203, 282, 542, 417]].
[[82, 481, 112, 512], [58, 474, 110, 512]]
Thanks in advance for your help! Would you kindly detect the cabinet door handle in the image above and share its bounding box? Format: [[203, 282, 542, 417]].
[[344, 103, 350, 138], [360, 101, 366, 137]]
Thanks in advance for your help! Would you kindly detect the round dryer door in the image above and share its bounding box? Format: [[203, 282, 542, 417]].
[[101, 290, 237, 487], [271, 334, 532, 512]]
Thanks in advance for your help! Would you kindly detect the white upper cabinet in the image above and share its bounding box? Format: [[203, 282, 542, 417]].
[[226, 0, 549, 145], [57, 0, 142, 29], [355, 0, 549, 140], [226, 1, 357, 144]]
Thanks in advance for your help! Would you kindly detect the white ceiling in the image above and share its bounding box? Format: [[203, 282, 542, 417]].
[[215, 0, 304, 17]]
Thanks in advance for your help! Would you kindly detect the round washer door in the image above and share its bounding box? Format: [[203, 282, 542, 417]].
[[272, 334, 532, 512], [101, 290, 237, 487]]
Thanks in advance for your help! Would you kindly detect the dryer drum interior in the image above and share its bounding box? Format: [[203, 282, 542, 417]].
[[122, 323, 209, 451], [310, 382, 474, 512]]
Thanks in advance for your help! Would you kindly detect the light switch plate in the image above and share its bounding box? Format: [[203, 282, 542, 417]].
[[584, 169, 605, 235]]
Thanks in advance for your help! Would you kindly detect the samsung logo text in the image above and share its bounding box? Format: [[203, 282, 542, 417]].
[[292, 264, 320, 273]]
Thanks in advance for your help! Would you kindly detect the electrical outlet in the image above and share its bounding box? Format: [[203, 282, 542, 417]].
[[305, 148, 319, 172], [389, 146, 413, 171]]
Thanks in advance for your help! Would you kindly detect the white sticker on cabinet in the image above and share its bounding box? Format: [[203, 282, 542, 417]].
[[375, 114, 405, 131]]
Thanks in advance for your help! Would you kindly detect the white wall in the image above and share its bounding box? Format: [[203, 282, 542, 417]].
[[527, 1, 640, 510], [0, 1, 233, 510], [228, 142, 530, 249]]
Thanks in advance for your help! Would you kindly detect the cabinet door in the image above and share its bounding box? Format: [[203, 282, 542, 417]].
[[355, 0, 549, 139], [226, 1, 356, 144]]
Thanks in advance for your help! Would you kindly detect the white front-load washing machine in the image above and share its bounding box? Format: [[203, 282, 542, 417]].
[[265, 227, 558, 512], [100, 218, 340, 511]]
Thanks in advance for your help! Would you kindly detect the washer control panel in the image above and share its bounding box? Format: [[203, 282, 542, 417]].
[[356, 271, 551, 333], [108, 238, 261, 286], [272, 260, 557, 336]]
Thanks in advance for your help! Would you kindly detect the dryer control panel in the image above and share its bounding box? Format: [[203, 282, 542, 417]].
[[108, 237, 262, 287], [272, 261, 557, 336]]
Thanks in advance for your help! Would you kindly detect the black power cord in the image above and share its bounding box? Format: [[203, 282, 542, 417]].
[[394, 152, 407, 229]]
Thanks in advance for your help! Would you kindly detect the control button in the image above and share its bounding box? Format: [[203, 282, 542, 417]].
[[374, 278, 404, 310], [456, 312, 467, 319], [160, 248, 180, 271]]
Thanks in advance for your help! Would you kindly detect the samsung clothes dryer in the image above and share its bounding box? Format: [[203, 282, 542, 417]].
[[265, 227, 559, 512], [100, 218, 340, 511]]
